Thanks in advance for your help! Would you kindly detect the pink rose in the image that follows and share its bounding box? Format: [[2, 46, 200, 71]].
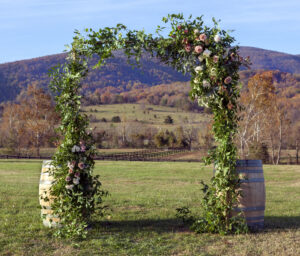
[[213, 55, 219, 63], [177, 25, 182, 30], [80, 145, 86, 152], [68, 169, 73, 174], [224, 76, 232, 84], [194, 45, 203, 54], [199, 33, 207, 42], [185, 44, 192, 52], [66, 176, 72, 182], [78, 162, 85, 170], [75, 172, 80, 178], [184, 29, 188, 34]]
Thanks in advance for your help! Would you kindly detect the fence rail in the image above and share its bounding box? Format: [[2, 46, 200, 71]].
[[0, 149, 299, 164]]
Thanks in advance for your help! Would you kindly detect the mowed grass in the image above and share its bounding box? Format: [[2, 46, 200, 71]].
[[84, 103, 211, 130], [0, 160, 299, 256]]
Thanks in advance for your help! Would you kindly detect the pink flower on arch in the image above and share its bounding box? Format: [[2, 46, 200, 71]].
[[194, 45, 203, 54], [213, 55, 219, 63], [78, 162, 85, 170], [185, 44, 192, 52], [224, 76, 232, 84], [199, 33, 207, 42]]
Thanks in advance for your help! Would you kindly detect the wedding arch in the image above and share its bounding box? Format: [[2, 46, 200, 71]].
[[46, 14, 249, 238]]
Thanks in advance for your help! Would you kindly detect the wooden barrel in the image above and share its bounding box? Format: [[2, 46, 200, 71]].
[[234, 159, 266, 229], [39, 160, 60, 227]]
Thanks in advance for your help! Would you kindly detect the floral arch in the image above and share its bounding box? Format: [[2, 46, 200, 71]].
[[48, 14, 249, 238]]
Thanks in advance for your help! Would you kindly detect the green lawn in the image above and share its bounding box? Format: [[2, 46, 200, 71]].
[[0, 160, 299, 255]]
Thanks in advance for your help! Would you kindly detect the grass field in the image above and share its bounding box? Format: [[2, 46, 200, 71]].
[[83, 103, 211, 130], [0, 160, 299, 255]]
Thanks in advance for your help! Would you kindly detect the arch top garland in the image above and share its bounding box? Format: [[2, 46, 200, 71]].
[[48, 13, 250, 238]]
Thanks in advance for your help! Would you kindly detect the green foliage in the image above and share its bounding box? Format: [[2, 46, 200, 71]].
[[111, 116, 121, 123], [48, 13, 251, 237], [164, 115, 174, 124]]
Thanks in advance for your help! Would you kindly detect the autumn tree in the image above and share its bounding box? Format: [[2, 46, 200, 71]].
[[238, 71, 291, 164], [0, 84, 59, 156]]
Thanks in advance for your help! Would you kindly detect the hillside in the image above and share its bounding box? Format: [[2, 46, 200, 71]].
[[1, 46, 300, 102]]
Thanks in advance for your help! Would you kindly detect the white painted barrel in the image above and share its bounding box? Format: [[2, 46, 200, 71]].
[[39, 160, 60, 227]]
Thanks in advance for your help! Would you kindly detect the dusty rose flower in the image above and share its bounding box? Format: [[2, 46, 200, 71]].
[[199, 33, 207, 41], [224, 76, 232, 84], [213, 55, 219, 63], [177, 25, 182, 30], [185, 44, 192, 52], [80, 145, 86, 152], [75, 172, 80, 178], [78, 162, 85, 170], [184, 29, 188, 34], [65, 184, 74, 190], [68, 169, 73, 174], [194, 45, 203, 54], [194, 66, 203, 73], [66, 176, 72, 182], [214, 34, 221, 43]]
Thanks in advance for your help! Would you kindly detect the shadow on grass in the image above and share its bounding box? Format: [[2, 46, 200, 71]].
[[90, 218, 189, 235], [88, 216, 300, 238], [264, 216, 300, 230]]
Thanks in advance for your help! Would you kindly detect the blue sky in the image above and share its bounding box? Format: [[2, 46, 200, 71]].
[[1, 0, 300, 63]]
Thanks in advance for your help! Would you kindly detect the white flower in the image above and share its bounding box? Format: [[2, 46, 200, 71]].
[[65, 184, 74, 190], [194, 78, 200, 84], [73, 178, 80, 185], [203, 49, 212, 57], [194, 29, 199, 34], [198, 55, 204, 62], [67, 161, 75, 170], [71, 145, 81, 153], [203, 80, 210, 88], [214, 34, 221, 43], [194, 66, 203, 73], [210, 68, 217, 76]]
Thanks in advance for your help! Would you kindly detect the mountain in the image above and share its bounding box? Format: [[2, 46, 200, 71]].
[[1, 46, 300, 103]]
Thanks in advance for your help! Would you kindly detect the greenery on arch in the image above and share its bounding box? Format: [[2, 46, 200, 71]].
[[48, 13, 250, 238]]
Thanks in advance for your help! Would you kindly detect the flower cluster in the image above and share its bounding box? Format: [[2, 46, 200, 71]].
[[169, 22, 250, 109]]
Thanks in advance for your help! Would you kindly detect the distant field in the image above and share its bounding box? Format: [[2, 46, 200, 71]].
[[83, 103, 211, 130], [0, 160, 299, 255]]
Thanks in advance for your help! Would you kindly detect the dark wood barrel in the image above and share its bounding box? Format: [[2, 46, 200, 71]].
[[234, 159, 266, 229], [39, 160, 60, 227]]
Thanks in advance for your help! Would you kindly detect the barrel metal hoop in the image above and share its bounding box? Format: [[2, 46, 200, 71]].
[[240, 178, 265, 183], [236, 160, 262, 167], [236, 169, 263, 174], [234, 206, 265, 212], [245, 215, 265, 221]]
